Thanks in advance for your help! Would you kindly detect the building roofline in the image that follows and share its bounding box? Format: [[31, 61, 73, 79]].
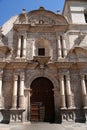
[[62, 0, 87, 15]]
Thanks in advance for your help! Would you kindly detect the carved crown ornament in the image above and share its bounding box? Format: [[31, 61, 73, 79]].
[[14, 7, 68, 32], [33, 56, 51, 69]]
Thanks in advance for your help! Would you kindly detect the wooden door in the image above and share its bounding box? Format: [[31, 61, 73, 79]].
[[30, 77, 55, 123]]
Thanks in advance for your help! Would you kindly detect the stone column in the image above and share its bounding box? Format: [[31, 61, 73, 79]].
[[12, 75, 18, 108], [22, 35, 26, 58], [28, 88, 31, 121], [19, 73, 25, 109], [16, 36, 21, 58], [66, 75, 72, 108], [62, 35, 67, 57], [57, 36, 62, 59], [0, 73, 4, 108], [80, 74, 87, 108], [59, 75, 66, 109]]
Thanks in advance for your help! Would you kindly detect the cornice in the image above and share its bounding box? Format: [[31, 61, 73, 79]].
[[0, 59, 86, 70], [13, 24, 68, 32]]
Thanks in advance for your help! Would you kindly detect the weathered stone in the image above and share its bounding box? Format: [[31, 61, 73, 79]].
[[0, 0, 87, 124]]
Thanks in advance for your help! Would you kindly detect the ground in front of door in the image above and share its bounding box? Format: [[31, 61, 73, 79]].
[[0, 122, 87, 130]]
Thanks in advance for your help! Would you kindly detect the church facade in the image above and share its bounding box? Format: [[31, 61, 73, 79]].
[[0, 0, 87, 123]]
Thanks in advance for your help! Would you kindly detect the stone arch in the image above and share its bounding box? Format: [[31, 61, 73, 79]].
[[34, 38, 52, 57], [29, 72, 61, 123], [29, 72, 59, 89]]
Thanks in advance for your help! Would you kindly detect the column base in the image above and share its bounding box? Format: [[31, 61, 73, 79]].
[[83, 107, 87, 109], [15, 56, 20, 59], [60, 107, 67, 110], [68, 107, 76, 110], [57, 57, 62, 60], [21, 56, 26, 59]]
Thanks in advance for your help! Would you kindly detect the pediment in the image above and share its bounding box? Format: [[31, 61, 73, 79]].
[[67, 47, 87, 62], [14, 7, 68, 26]]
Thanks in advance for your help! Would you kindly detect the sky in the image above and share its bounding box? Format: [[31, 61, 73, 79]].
[[0, 0, 65, 26]]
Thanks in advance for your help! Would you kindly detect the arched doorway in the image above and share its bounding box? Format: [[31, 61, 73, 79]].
[[30, 77, 55, 123]]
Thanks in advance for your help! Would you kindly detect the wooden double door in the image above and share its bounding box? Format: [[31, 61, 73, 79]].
[[30, 77, 55, 123]]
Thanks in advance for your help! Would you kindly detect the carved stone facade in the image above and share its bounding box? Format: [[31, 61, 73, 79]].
[[0, 0, 87, 123]]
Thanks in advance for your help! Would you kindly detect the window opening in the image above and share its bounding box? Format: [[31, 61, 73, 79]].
[[38, 48, 45, 56], [20, 35, 24, 57]]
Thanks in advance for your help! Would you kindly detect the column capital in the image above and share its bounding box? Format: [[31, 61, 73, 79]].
[[0, 70, 3, 77], [62, 34, 66, 40], [80, 74, 85, 80], [24, 33, 27, 38], [17, 34, 21, 38], [57, 36, 60, 40], [14, 75, 18, 81], [59, 75, 64, 80], [20, 73, 25, 81], [66, 75, 70, 80]]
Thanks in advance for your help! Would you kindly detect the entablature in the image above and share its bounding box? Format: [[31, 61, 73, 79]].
[[13, 24, 68, 33]]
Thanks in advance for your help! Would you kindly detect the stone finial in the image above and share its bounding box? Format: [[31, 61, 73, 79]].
[[57, 9, 60, 14], [22, 8, 26, 14], [39, 7, 45, 10]]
